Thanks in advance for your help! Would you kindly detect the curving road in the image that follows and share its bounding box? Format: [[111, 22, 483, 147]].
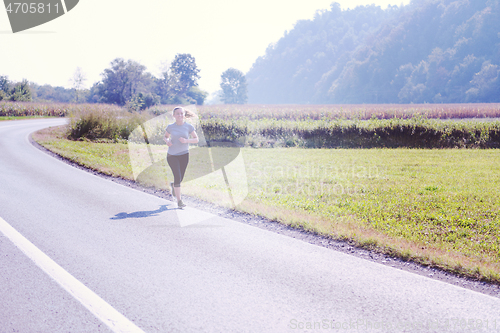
[[1, 119, 500, 333]]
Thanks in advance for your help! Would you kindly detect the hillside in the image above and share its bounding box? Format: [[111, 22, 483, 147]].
[[246, 0, 500, 104]]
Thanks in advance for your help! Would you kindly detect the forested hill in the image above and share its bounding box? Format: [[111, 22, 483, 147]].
[[246, 0, 500, 104]]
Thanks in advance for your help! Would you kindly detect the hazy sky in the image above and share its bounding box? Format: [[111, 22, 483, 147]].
[[0, 0, 411, 95]]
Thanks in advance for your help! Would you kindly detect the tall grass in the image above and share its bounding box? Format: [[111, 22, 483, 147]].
[[198, 117, 500, 148], [66, 105, 150, 142]]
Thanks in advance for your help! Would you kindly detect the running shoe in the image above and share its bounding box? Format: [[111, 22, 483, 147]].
[[178, 200, 186, 208]]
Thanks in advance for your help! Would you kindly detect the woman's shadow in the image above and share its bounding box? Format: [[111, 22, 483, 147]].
[[111, 205, 173, 220]]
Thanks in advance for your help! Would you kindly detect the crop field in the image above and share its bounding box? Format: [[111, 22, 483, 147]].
[[154, 103, 500, 120], [15, 101, 500, 282], [28, 101, 499, 149], [4, 101, 500, 120], [0, 101, 122, 118]]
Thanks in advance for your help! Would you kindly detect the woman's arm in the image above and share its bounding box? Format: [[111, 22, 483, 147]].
[[189, 130, 199, 144], [179, 131, 199, 144], [164, 131, 172, 146]]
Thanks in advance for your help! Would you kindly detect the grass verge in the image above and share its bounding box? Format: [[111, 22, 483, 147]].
[[33, 125, 500, 283], [0, 116, 56, 121]]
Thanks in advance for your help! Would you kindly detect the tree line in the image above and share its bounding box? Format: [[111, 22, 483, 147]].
[[246, 0, 500, 104], [1, 53, 248, 107]]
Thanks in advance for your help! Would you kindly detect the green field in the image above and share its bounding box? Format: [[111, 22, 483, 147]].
[[33, 125, 500, 283]]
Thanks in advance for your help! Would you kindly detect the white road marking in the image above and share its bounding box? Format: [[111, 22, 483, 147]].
[[0, 217, 145, 333]]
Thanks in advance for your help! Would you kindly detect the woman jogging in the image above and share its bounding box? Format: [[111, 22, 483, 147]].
[[164, 107, 199, 208]]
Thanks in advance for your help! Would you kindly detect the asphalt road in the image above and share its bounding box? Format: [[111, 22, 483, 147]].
[[1, 119, 500, 333]]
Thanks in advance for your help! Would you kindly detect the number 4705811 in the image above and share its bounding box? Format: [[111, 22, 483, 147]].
[[5, 2, 60, 14]]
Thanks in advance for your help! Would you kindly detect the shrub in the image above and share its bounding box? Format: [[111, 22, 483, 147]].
[[66, 105, 149, 141]]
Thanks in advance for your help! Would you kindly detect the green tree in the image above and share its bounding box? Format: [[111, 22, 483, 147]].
[[97, 58, 155, 105], [126, 92, 160, 112], [3, 79, 32, 102], [170, 53, 200, 94], [220, 68, 248, 104], [155, 54, 206, 104], [0, 75, 10, 92], [31, 84, 74, 103], [0, 76, 10, 101], [186, 86, 208, 105], [466, 61, 500, 102], [154, 69, 182, 104]]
